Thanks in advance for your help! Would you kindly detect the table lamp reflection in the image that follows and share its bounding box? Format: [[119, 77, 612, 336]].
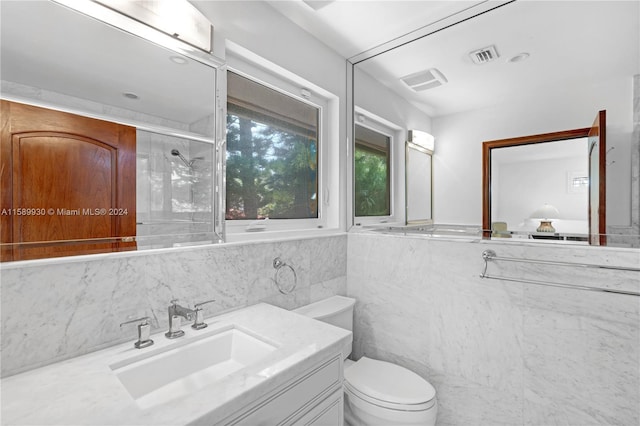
[[530, 203, 560, 233]]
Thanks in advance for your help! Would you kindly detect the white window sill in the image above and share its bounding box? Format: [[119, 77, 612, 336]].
[[224, 227, 343, 243]]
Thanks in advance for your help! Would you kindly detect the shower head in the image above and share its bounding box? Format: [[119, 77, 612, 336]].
[[171, 149, 202, 168], [171, 148, 190, 167]]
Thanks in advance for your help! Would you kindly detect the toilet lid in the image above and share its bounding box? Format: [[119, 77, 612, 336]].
[[344, 357, 436, 406]]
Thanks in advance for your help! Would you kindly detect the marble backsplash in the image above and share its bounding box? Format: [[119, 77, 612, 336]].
[[0, 234, 347, 377], [347, 232, 640, 426]]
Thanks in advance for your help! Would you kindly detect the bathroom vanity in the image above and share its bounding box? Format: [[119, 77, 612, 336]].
[[0, 303, 351, 425]]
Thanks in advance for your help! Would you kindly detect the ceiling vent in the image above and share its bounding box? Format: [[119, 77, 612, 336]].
[[469, 45, 500, 64], [400, 68, 448, 92]]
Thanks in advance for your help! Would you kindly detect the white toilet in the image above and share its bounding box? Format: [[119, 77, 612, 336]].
[[294, 296, 437, 426]]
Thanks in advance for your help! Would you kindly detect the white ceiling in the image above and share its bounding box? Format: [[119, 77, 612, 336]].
[[265, 0, 487, 59], [267, 0, 640, 117], [2, 1, 637, 123], [0, 1, 216, 125]]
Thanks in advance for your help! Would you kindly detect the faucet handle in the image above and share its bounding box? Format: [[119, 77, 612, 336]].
[[120, 316, 154, 349], [194, 299, 216, 309], [120, 316, 151, 327], [192, 299, 216, 330]]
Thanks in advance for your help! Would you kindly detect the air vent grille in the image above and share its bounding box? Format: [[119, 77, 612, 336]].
[[469, 45, 500, 64], [401, 68, 448, 92]]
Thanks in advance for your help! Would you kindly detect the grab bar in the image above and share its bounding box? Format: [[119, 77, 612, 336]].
[[479, 250, 640, 297]]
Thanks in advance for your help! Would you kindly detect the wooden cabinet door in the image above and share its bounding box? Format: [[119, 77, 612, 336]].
[[1, 100, 136, 261]]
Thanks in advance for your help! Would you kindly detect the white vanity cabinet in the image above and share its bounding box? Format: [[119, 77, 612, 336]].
[[218, 355, 343, 426], [292, 388, 343, 425]]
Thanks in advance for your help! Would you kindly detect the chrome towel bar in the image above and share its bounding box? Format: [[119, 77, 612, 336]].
[[480, 249, 640, 297], [481, 249, 640, 272]]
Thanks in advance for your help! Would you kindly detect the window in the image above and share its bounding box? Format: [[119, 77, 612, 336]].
[[223, 44, 338, 239], [572, 176, 589, 187], [354, 124, 391, 217], [226, 71, 319, 221], [568, 171, 589, 193]]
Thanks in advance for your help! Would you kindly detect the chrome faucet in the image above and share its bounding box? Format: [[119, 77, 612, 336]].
[[165, 299, 195, 339]]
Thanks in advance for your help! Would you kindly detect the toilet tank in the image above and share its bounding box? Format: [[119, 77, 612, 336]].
[[293, 296, 355, 359], [293, 296, 355, 331]]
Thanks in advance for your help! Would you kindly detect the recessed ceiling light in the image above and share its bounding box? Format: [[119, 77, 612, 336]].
[[123, 92, 139, 100], [169, 55, 188, 65], [508, 52, 530, 63]]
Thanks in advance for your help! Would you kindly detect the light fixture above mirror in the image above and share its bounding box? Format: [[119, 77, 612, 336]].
[[408, 130, 434, 153], [57, 0, 213, 53]]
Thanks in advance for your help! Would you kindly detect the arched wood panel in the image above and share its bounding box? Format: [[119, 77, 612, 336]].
[[1, 100, 136, 261]]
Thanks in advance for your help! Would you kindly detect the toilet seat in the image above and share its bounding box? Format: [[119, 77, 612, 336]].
[[344, 357, 436, 411]]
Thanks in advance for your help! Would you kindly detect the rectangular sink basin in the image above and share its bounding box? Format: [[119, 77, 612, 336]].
[[111, 326, 277, 409]]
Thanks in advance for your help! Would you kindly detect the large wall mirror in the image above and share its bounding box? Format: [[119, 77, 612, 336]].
[[1, 1, 225, 262], [350, 0, 639, 248]]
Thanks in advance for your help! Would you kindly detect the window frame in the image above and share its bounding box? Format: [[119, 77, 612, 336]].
[[353, 108, 402, 225], [223, 47, 334, 238]]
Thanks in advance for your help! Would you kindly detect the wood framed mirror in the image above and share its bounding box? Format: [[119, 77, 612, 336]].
[[482, 110, 606, 244]]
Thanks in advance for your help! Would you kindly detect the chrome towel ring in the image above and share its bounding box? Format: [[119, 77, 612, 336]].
[[273, 257, 297, 294]]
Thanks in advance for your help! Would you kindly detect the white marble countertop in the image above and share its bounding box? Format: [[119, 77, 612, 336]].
[[1, 303, 351, 425]]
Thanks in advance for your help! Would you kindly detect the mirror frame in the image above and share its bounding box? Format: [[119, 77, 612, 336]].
[[482, 127, 594, 237]]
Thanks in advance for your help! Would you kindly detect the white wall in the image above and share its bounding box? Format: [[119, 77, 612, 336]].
[[495, 156, 588, 228], [354, 67, 433, 135], [432, 75, 634, 226]]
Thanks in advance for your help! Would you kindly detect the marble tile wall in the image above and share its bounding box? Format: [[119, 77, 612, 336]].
[[0, 234, 347, 377], [347, 231, 640, 425]]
